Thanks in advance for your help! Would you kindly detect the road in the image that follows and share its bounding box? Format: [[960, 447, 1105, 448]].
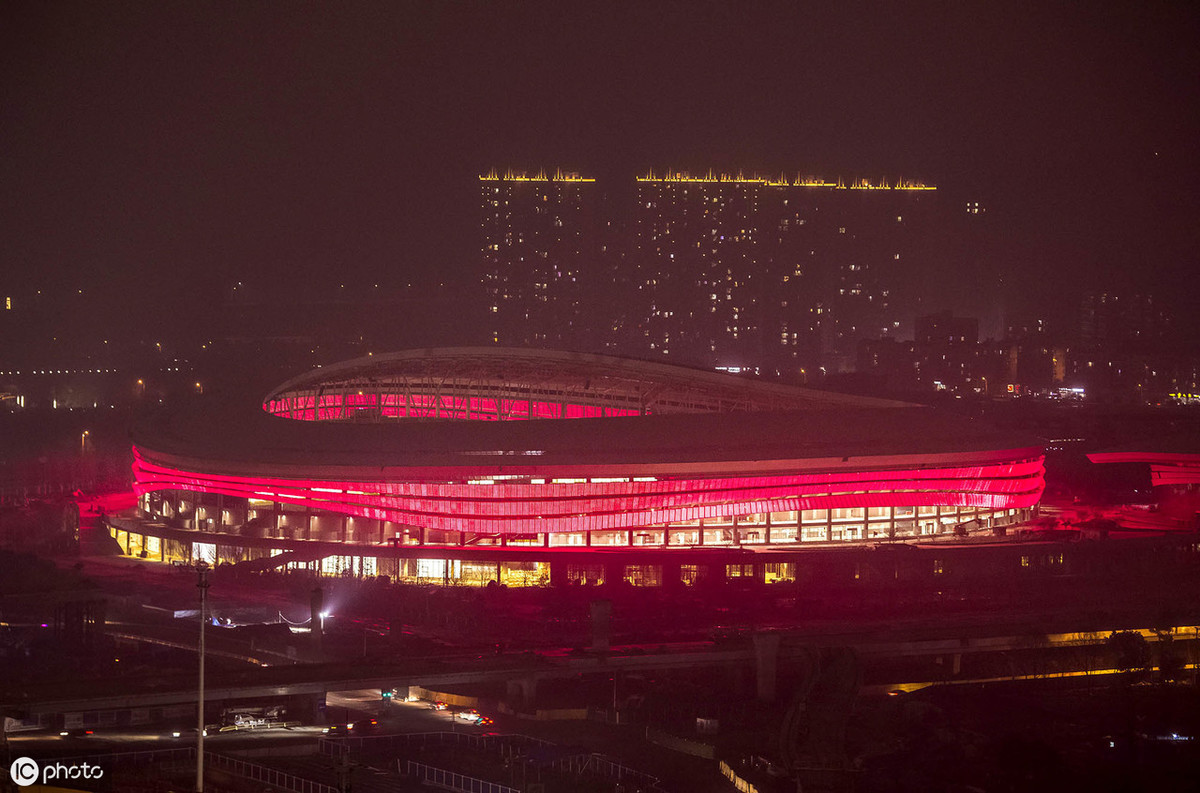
[[5, 694, 496, 757]]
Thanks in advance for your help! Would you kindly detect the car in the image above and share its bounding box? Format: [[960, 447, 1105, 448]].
[[455, 709, 493, 726], [324, 723, 352, 736], [172, 727, 210, 738], [352, 718, 379, 734]]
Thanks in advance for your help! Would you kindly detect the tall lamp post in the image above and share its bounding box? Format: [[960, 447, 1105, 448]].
[[195, 561, 210, 793]]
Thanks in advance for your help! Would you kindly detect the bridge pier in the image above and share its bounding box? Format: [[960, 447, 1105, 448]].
[[288, 692, 327, 724], [505, 675, 539, 712], [590, 599, 612, 652], [753, 631, 781, 702]]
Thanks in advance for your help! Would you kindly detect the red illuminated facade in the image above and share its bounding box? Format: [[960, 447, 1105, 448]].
[[1087, 450, 1200, 524], [122, 349, 1045, 586], [1086, 452, 1200, 488]]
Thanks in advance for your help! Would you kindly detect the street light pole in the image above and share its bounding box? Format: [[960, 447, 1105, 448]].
[[196, 561, 210, 793]]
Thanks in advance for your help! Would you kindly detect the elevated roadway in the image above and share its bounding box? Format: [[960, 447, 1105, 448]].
[[8, 621, 1199, 719]]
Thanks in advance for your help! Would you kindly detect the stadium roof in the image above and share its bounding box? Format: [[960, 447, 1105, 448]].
[[134, 349, 1041, 480], [263, 347, 913, 418]]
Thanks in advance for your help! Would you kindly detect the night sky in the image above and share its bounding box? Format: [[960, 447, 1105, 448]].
[[3, 2, 1198, 337]]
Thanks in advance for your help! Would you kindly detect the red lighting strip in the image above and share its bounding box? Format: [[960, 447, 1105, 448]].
[[264, 393, 643, 422], [1149, 464, 1200, 487], [1086, 452, 1200, 487], [132, 447, 1044, 535]]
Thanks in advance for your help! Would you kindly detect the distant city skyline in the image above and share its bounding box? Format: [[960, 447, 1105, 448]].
[[478, 166, 1053, 369], [1, 2, 1196, 344]]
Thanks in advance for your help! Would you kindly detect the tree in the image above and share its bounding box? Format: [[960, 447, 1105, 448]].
[[1107, 631, 1150, 678]]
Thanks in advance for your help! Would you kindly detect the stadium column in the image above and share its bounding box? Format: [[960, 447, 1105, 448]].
[[662, 560, 682, 592], [550, 559, 569, 587], [604, 560, 625, 587]]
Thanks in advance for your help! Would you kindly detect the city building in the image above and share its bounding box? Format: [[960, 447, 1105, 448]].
[[480, 169, 602, 350], [1074, 292, 1187, 401], [483, 169, 944, 377], [120, 348, 1046, 588], [1080, 292, 1173, 353], [912, 311, 982, 392]]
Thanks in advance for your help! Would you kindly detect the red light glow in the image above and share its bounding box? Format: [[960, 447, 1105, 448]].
[[133, 447, 1045, 535], [265, 392, 644, 422], [1087, 452, 1200, 487]]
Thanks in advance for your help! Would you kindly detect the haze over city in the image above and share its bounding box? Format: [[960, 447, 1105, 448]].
[[2, 2, 1198, 342], [3, 4, 1200, 793]]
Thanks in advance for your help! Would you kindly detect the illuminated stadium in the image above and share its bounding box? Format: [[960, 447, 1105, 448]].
[[120, 348, 1046, 588]]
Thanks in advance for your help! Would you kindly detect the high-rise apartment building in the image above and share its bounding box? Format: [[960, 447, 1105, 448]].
[[481, 169, 942, 374], [1080, 292, 1173, 353], [631, 172, 939, 373], [632, 172, 766, 365], [481, 169, 600, 349]]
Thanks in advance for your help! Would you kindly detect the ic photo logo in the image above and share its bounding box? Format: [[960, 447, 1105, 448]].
[[9, 756, 105, 787], [9, 757, 38, 787]]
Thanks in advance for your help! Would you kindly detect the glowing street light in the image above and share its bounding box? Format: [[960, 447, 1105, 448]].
[[80, 430, 89, 453]]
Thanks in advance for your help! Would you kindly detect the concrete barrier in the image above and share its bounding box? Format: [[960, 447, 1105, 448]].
[[408, 686, 480, 709], [496, 702, 589, 720], [719, 760, 759, 793], [645, 726, 716, 759]]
